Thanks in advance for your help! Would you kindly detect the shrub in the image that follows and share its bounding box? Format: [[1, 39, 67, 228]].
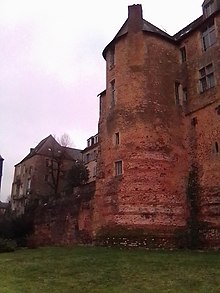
[[0, 238, 17, 253]]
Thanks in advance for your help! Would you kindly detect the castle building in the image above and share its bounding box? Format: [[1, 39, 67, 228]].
[[92, 0, 220, 248], [11, 135, 82, 214]]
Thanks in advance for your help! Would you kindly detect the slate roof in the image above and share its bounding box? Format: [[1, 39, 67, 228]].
[[15, 135, 82, 166], [103, 7, 220, 59], [103, 18, 175, 59]]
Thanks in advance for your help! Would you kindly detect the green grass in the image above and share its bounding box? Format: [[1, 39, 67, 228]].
[[0, 246, 219, 293]]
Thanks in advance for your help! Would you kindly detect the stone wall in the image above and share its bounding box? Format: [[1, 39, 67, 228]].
[[31, 182, 95, 247]]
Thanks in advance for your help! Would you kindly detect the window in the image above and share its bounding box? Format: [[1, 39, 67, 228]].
[[215, 105, 220, 115], [191, 117, 198, 126], [110, 79, 116, 106], [115, 160, 123, 176], [93, 150, 97, 160], [204, 0, 215, 18], [94, 135, 98, 144], [93, 166, 96, 177], [87, 139, 92, 147], [16, 165, 21, 176], [22, 165, 26, 174], [115, 132, 120, 145], [175, 82, 180, 105], [29, 166, 33, 175], [109, 47, 115, 69], [26, 178, 31, 194], [215, 142, 219, 153], [180, 47, 186, 63], [199, 64, 215, 93], [183, 88, 188, 103], [86, 153, 90, 163], [202, 21, 216, 51]]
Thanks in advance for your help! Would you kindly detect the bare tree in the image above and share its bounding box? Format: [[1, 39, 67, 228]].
[[46, 134, 77, 197], [53, 133, 73, 147]]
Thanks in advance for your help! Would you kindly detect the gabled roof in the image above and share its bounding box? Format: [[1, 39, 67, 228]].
[[15, 135, 82, 166]]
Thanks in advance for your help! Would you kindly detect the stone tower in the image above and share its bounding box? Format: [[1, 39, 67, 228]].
[[93, 5, 189, 247]]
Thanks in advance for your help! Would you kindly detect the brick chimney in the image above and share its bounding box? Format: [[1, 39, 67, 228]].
[[128, 4, 143, 33]]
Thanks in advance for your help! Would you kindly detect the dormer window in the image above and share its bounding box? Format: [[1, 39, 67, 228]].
[[203, 0, 215, 18]]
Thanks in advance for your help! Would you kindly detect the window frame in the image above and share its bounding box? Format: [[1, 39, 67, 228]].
[[180, 46, 187, 63], [183, 88, 188, 103], [115, 132, 120, 145], [175, 81, 180, 105], [109, 47, 115, 70], [201, 20, 216, 51], [115, 160, 123, 176], [199, 63, 215, 93]]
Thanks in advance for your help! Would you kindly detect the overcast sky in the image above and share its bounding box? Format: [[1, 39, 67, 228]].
[[0, 0, 203, 201]]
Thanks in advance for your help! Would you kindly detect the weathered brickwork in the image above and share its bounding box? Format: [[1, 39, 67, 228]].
[[92, 3, 220, 249], [32, 183, 95, 246]]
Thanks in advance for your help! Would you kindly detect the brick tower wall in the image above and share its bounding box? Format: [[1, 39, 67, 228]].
[[93, 28, 190, 248]]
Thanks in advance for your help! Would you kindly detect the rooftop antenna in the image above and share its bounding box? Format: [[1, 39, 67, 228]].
[[160, 26, 168, 33]]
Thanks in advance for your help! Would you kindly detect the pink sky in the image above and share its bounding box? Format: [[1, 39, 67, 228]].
[[0, 0, 202, 201]]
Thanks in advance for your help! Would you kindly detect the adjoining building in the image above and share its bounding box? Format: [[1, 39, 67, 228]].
[[10, 135, 82, 214], [81, 134, 98, 183]]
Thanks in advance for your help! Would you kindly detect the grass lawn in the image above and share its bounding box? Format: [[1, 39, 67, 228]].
[[0, 246, 219, 293]]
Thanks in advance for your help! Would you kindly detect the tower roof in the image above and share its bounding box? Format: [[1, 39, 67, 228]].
[[103, 4, 173, 59]]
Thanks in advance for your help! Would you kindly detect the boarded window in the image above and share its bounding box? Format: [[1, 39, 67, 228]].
[[202, 21, 216, 51]]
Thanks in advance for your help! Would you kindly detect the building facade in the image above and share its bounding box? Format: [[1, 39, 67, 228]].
[[11, 135, 82, 214], [82, 134, 98, 183], [92, 0, 220, 248]]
